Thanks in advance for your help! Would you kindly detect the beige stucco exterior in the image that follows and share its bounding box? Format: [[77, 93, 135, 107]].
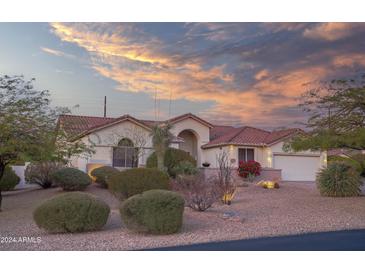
[[70, 117, 211, 173], [70, 120, 152, 173], [69, 116, 326, 181], [169, 117, 210, 166], [201, 141, 326, 181]]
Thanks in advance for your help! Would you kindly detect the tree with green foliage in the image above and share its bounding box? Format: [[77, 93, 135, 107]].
[[0, 75, 93, 210], [150, 123, 173, 171], [286, 75, 365, 153], [0, 166, 20, 195]]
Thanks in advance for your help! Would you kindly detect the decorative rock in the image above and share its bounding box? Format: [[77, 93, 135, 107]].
[[222, 211, 243, 221]]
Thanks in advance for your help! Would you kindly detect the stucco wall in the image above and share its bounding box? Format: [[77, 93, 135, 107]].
[[201, 167, 282, 182], [11, 163, 29, 189], [70, 121, 153, 172], [268, 141, 327, 168], [202, 145, 265, 168], [201, 141, 326, 174], [72, 117, 211, 172], [170, 118, 210, 166]]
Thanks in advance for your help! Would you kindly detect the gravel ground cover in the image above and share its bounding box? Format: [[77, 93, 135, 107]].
[[1, 182, 365, 250]]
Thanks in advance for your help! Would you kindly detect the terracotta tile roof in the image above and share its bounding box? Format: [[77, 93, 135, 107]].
[[139, 119, 159, 127], [203, 127, 303, 148], [58, 114, 116, 136], [264, 128, 303, 145], [73, 114, 154, 139], [203, 126, 270, 148], [59, 114, 303, 147], [210, 125, 235, 141], [58, 113, 212, 138]]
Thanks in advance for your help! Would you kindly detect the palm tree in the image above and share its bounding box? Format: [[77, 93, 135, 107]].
[[150, 123, 172, 171]]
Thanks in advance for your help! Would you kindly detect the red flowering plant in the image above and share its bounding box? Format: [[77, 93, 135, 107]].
[[237, 160, 261, 181]]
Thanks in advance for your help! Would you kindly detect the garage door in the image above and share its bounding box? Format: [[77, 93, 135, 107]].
[[273, 154, 321, 181]]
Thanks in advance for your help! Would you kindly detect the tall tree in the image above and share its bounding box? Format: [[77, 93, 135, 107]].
[[150, 123, 172, 171], [287, 75, 365, 152], [0, 75, 92, 210]]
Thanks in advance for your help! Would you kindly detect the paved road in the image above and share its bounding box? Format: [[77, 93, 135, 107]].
[[148, 229, 365, 251]]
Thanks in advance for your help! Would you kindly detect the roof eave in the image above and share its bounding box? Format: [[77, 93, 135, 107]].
[[169, 113, 214, 128], [266, 130, 304, 146], [70, 116, 152, 141], [202, 142, 267, 149]]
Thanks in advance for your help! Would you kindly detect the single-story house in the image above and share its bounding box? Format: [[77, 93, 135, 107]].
[[58, 113, 327, 182]]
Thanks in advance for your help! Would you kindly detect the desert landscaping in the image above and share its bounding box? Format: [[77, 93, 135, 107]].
[[1, 181, 365, 251]]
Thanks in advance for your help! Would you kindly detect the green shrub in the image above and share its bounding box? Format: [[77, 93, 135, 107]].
[[52, 167, 91, 191], [146, 148, 197, 177], [316, 162, 363, 197], [108, 168, 170, 200], [33, 192, 110, 233], [350, 154, 365, 176], [25, 161, 64, 189], [90, 166, 120, 188], [328, 155, 362, 174], [0, 166, 20, 191], [120, 190, 184, 234], [172, 160, 199, 177]]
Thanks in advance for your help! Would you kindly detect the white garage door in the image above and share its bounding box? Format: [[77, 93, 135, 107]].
[[273, 154, 321, 181]]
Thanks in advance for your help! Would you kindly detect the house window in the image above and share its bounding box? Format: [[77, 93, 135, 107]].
[[112, 138, 138, 168], [238, 148, 254, 162]]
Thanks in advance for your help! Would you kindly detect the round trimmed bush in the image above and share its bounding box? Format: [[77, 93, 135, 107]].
[[52, 167, 91, 191], [33, 192, 110, 233], [0, 166, 20, 191], [146, 148, 197, 177], [108, 168, 170, 200], [316, 162, 363, 197], [90, 166, 119, 188], [120, 190, 184, 234]]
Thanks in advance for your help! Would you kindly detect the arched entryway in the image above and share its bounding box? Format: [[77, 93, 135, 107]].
[[112, 138, 138, 168], [178, 130, 198, 161]]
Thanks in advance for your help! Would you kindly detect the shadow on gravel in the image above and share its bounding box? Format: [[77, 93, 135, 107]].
[[145, 229, 365, 251]]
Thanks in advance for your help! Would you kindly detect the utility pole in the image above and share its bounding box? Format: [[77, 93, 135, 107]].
[[154, 88, 157, 121], [168, 89, 172, 118], [104, 96, 107, 117]]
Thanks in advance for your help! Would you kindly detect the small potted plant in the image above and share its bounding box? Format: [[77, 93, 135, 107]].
[[202, 161, 210, 168]]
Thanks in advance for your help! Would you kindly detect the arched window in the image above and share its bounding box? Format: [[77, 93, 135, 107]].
[[113, 138, 138, 168], [118, 138, 133, 147]]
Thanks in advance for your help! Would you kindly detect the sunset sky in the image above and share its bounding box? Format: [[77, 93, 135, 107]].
[[1, 22, 364, 129]]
